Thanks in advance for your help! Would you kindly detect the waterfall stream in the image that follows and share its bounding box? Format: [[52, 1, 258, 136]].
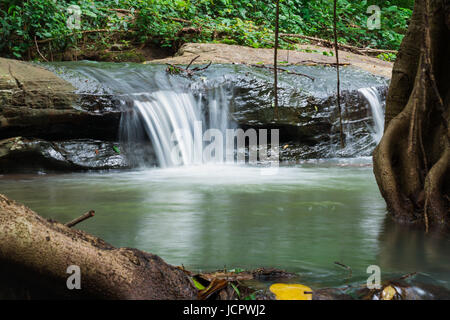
[[358, 87, 385, 144], [121, 87, 231, 167], [44, 62, 389, 167]]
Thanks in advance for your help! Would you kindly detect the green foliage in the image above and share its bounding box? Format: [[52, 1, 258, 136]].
[[0, 0, 413, 59], [377, 52, 397, 62]]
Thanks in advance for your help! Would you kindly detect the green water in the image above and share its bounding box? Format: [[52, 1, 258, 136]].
[[1, 162, 449, 289]]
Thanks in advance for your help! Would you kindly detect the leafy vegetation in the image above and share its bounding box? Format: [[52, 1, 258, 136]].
[[0, 0, 413, 60]]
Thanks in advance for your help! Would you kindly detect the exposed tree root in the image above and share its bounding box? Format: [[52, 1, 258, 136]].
[[373, 0, 449, 231], [0, 194, 197, 299]]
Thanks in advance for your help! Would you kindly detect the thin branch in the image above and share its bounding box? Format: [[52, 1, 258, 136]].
[[334, 261, 352, 283], [36, 29, 130, 44], [34, 36, 48, 62], [166, 57, 211, 77], [65, 210, 95, 228], [191, 61, 212, 71], [249, 64, 315, 81], [186, 55, 200, 70], [274, 0, 280, 121], [280, 33, 398, 55], [333, 0, 345, 149]]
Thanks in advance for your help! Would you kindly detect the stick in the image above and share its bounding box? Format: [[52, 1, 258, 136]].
[[166, 59, 211, 77], [249, 64, 315, 81], [191, 60, 212, 71], [333, 0, 345, 149], [334, 261, 352, 281], [65, 210, 95, 228], [36, 29, 130, 44], [296, 60, 350, 66], [280, 33, 398, 55], [186, 55, 200, 70], [399, 272, 417, 281], [273, 0, 280, 121], [34, 36, 49, 62]]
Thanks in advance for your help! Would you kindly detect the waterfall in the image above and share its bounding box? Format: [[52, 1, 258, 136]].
[[120, 86, 231, 168], [358, 87, 385, 143]]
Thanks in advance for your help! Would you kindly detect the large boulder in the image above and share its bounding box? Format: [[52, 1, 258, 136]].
[[0, 58, 121, 141]]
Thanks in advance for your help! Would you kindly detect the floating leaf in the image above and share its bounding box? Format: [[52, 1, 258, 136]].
[[112, 146, 120, 154], [269, 283, 313, 300]]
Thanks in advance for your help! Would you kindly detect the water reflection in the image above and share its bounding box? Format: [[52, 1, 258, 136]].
[[0, 164, 449, 288], [378, 217, 450, 286]]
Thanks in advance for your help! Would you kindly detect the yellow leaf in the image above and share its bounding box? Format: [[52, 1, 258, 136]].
[[381, 285, 397, 300], [269, 283, 313, 300]]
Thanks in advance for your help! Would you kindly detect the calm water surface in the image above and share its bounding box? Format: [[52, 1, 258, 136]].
[[1, 161, 449, 289]]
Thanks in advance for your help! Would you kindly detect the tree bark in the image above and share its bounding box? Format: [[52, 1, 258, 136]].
[[0, 194, 197, 299], [373, 0, 449, 231]]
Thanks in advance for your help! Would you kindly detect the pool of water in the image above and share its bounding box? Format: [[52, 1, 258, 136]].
[[1, 161, 449, 289]]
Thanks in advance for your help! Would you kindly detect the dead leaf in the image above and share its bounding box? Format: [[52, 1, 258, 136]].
[[198, 278, 228, 300]]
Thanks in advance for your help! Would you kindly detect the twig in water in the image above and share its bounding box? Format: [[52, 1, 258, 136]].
[[398, 272, 417, 281], [334, 261, 352, 282], [65, 210, 95, 228]]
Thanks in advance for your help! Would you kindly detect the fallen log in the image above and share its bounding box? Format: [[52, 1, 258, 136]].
[[0, 194, 197, 299]]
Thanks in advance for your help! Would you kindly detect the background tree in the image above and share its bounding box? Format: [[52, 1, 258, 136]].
[[373, 0, 449, 231]]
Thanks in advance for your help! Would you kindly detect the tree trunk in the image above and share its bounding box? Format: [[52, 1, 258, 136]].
[[0, 194, 197, 299], [373, 0, 449, 231]]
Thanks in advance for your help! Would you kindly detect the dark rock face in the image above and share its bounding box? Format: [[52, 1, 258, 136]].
[[0, 58, 126, 173], [220, 74, 386, 159], [0, 137, 129, 173]]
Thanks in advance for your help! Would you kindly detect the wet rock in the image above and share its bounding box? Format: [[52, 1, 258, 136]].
[[358, 280, 450, 300], [0, 137, 129, 173], [226, 75, 387, 159], [312, 288, 354, 300], [0, 58, 121, 141]]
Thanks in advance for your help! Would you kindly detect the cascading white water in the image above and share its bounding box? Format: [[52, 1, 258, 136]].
[[124, 86, 231, 168], [358, 87, 385, 143]]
